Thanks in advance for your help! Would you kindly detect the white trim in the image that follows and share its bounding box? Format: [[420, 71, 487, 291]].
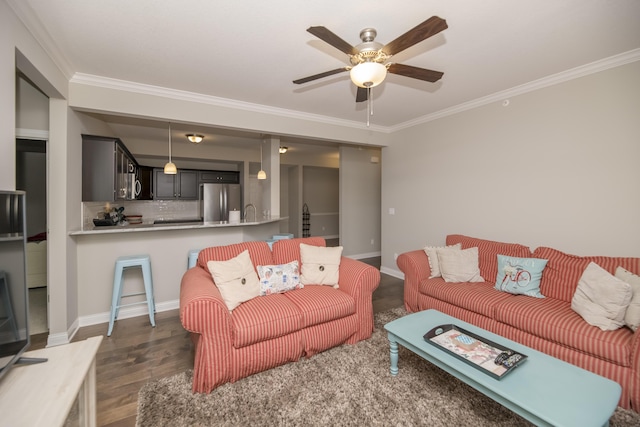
[[78, 299, 180, 328], [70, 73, 389, 133], [391, 48, 640, 132], [310, 212, 339, 217], [45, 317, 79, 347], [347, 251, 381, 260], [380, 266, 404, 280], [16, 128, 49, 140]]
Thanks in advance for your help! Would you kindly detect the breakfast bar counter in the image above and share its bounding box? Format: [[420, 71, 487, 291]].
[[70, 217, 284, 329], [69, 217, 283, 236]]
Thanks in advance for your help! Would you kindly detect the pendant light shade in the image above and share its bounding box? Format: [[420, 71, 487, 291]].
[[164, 122, 177, 174], [258, 142, 267, 180]]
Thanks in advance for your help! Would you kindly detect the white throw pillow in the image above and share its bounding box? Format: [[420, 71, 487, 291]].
[[207, 250, 260, 311], [615, 266, 640, 331], [300, 243, 342, 288], [423, 243, 462, 278], [437, 247, 484, 283], [571, 262, 632, 331]]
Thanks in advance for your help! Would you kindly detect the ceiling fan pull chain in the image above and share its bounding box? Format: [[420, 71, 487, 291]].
[[366, 88, 371, 127]]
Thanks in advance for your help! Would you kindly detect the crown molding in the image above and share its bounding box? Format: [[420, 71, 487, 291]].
[[6, 0, 74, 79], [70, 73, 389, 133], [391, 48, 640, 132]]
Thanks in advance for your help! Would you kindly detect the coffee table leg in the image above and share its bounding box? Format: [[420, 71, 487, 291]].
[[388, 334, 399, 376]]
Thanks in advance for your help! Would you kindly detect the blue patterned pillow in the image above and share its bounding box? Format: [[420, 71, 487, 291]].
[[495, 255, 548, 298]]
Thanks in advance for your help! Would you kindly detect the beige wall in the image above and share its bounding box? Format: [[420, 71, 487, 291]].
[[340, 146, 381, 258], [381, 60, 640, 277]]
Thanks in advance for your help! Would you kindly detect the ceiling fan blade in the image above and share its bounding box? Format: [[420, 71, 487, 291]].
[[382, 16, 448, 56], [307, 26, 358, 56], [356, 87, 368, 103], [387, 63, 444, 82], [293, 67, 349, 84]]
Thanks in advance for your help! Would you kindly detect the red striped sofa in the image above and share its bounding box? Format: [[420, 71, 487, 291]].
[[398, 234, 640, 411], [180, 237, 380, 393]]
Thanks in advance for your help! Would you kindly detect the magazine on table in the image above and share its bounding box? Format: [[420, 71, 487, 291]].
[[424, 324, 527, 380]]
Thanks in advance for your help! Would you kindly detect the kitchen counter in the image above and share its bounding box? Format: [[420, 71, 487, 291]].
[[70, 217, 283, 236]]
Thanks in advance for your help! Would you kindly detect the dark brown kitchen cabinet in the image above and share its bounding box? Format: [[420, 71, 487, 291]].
[[198, 170, 240, 184], [82, 134, 138, 201], [153, 169, 198, 200]]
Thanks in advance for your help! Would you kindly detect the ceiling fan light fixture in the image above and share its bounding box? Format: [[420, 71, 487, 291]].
[[186, 134, 204, 144], [350, 62, 387, 88]]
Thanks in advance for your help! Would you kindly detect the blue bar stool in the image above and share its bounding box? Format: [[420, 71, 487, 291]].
[[187, 249, 200, 269], [108, 255, 155, 336], [273, 233, 294, 240]]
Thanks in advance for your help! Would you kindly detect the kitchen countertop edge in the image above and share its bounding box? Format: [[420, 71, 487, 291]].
[[70, 217, 284, 236]]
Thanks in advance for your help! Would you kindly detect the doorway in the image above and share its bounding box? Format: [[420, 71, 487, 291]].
[[16, 138, 48, 335]]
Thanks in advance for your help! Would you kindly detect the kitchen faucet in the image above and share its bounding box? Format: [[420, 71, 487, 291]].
[[244, 203, 256, 222]]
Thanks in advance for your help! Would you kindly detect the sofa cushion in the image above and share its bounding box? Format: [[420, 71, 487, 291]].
[[532, 247, 640, 303], [231, 293, 303, 348], [283, 286, 355, 328], [438, 247, 484, 282], [300, 243, 342, 288], [616, 267, 640, 331], [494, 296, 633, 366], [418, 278, 513, 319], [495, 255, 547, 298], [198, 240, 274, 273], [571, 262, 631, 331], [446, 235, 532, 283], [257, 260, 302, 295], [207, 250, 261, 311], [423, 243, 461, 278], [272, 237, 327, 265]]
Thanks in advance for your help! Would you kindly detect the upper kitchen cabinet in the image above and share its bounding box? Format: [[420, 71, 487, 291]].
[[82, 135, 139, 202], [199, 170, 240, 184], [153, 169, 198, 200]]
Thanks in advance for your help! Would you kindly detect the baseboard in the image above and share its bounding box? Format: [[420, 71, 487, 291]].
[[380, 266, 404, 279], [78, 299, 180, 328], [347, 251, 381, 260], [46, 317, 78, 348]]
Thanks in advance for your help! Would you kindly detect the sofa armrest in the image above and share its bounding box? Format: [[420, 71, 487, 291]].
[[180, 266, 236, 392], [338, 257, 380, 341], [180, 266, 232, 335], [396, 249, 431, 313]]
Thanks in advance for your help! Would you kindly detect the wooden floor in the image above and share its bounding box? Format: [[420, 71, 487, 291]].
[[30, 257, 404, 427]]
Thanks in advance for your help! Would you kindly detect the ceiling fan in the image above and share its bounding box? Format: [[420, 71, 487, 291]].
[[293, 16, 448, 103]]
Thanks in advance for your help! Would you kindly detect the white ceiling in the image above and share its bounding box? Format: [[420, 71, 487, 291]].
[[12, 0, 640, 149]]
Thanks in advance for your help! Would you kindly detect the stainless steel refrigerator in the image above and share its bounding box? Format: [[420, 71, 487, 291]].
[[199, 183, 242, 222]]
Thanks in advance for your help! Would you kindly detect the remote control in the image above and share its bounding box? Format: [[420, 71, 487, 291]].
[[502, 353, 523, 368]]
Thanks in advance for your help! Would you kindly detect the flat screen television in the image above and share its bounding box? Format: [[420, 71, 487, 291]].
[[0, 190, 45, 381]]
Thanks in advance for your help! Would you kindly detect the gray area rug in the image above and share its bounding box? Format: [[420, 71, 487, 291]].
[[137, 307, 640, 426]]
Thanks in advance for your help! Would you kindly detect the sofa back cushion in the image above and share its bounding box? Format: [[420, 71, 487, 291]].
[[533, 246, 640, 303], [446, 235, 532, 283], [198, 240, 274, 274], [272, 237, 326, 265]]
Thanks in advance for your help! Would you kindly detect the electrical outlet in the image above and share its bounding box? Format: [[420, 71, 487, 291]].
[[370, 238, 374, 245]]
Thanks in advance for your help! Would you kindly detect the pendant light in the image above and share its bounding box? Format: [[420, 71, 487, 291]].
[[257, 142, 267, 180], [164, 122, 177, 174]]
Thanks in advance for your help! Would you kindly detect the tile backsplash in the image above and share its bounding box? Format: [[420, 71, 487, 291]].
[[82, 200, 199, 229]]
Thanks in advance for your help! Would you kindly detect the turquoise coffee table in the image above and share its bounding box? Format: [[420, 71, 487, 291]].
[[384, 309, 621, 427]]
